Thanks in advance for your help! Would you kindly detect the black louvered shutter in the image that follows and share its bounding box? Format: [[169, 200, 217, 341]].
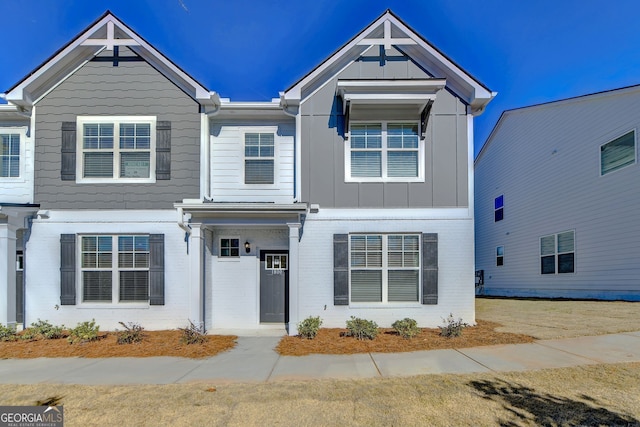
[[149, 234, 165, 305], [60, 234, 76, 305], [156, 121, 171, 180], [422, 233, 438, 305], [61, 122, 76, 180], [333, 234, 349, 305]]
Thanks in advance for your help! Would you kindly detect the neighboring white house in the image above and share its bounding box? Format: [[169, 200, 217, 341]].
[[1, 10, 495, 334], [475, 85, 640, 301]]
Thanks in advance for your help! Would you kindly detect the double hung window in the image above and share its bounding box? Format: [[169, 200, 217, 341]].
[[540, 231, 575, 275], [0, 131, 22, 178], [78, 117, 155, 182], [244, 132, 275, 184], [81, 235, 150, 302], [494, 195, 504, 222], [347, 122, 422, 181], [350, 234, 420, 303]]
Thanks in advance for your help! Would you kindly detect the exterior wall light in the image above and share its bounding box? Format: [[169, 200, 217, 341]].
[[245, 241, 251, 253]]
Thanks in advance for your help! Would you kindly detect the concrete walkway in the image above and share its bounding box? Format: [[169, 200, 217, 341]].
[[1, 331, 640, 385]]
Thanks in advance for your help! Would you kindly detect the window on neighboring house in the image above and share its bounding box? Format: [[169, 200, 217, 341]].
[[245, 132, 274, 184], [600, 130, 635, 175], [219, 238, 240, 257], [496, 246, 504, 266], [1, 132, 20, 178], [350, 234, 420, 303], [494, 195, 504, 222], [540, 231, 575, 275], [77, 117, 155, 182], [80, 235, 150, 302], [346, 122, 422, 182]]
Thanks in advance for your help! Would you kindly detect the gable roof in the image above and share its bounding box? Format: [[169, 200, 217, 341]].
[[3, 10, 218, 110], [282, 9, 495, 114]]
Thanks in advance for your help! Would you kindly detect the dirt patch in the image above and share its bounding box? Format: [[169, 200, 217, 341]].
[[277, 320, 534, 356], [0, 330, 236, 359]]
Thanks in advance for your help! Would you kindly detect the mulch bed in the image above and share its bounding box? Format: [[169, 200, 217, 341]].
[[276, 320, 535, 356], [0, 330, 237, 359]]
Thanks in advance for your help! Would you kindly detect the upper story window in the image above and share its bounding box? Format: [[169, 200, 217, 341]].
[[494, 195, 504, 222], [540, 230, 575, 275], [244, 132, 275, 184], [346, 122, 423, 182], [77, 117, 156, 183], [600, 130, 635, 175], [0, 130, 23, 178]]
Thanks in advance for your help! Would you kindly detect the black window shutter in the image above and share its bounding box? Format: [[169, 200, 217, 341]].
[[61, 122, 76, 181], [333, 234, 349, 305], [60, 234, 76, 305], [149, 234, 165, 305], [422, 233, 438, 305], [156, 121, 171, 180]]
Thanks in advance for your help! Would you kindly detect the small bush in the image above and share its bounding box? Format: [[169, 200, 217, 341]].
[[29, 319, 65, 340], [68, 319, 100, 344], [439, 313, 468, 338], [392, 318, 420, 339], [116, 322, 145, 344], [345, 316, 379, 340], [179, 320, 207, 345], [0, 324, 18, 342], [297, 316, 322, 339]]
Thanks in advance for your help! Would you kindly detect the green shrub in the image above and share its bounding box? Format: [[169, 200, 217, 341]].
[[439, 313, 468, 338], [67, 319, 100, 344], [345, 316, 379, 340], [392, 318, 420, 339], [179, 320, 207, 345], [29, 319, 65, 340], [0, 324, 18, 342], [297, 316, 322, 339], [116, 322, 145, 344]]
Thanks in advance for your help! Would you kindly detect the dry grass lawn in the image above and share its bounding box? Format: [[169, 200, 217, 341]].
[[476, 297, 640, 339], [1, 363, 638, 426]]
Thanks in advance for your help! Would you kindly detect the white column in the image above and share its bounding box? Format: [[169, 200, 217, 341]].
[[0, 223, 17, 327], [287, 222, 301, 336], [189, 225, 204, 327]]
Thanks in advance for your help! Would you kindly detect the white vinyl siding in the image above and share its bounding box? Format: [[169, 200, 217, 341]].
[[77, 116, 156, 183], [600, 130, 635, 175], [350, 234, 420, 303], [346, 122, 423, 182]]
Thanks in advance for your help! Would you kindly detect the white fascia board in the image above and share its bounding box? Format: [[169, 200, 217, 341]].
[[175, 202, 308, 213]]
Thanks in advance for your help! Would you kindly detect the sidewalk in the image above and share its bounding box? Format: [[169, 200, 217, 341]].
[[1, 331, 639, 385]]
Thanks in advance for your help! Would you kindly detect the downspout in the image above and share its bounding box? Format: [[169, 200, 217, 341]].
[[21, 213, 37, 329], [204, 93, 221, 201], [280, 95, 300, 202]]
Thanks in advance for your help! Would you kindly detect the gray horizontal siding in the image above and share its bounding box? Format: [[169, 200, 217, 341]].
[[475, 88, 640, 299], [300, 49, 469, 209], [34, 60, 200, 209]]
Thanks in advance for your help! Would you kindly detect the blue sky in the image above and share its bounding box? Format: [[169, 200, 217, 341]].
[[2, 0, 640, 156]]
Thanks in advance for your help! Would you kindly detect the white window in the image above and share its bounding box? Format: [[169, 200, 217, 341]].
[[0, 129, 25, 179], [80, 235, 150, 303], [350, 234, 420, 303], [496, 246, 504, 267], [600, 130, 636, 175], [540, 231, 575, 275], [219, 237, 240, 257], [346, 122, 423, 182], [244, 132, 275, 184], [77, 116, 156, 183]]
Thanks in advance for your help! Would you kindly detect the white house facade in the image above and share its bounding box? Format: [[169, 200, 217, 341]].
[[1, 10, 494, 334], [475, 85, 640, 301]]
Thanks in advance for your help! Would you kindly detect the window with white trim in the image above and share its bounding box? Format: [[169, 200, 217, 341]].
[[350, 234, 420, 303], [600, 130, 636, 175], [540, 231, 574, 275], [77, 116, 156, 182], [219, 237, 240, 257], [244, 132, 275, 184], [80, 235, 150, 303], [346, 122, 422, 182], [0, 131, 22, 178]]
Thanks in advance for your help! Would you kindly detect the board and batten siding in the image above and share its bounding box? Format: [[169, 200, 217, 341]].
[[34, 51, 201, 210], [475, 87, 640, 300], [299, 47, 470, 209], [209, 120, 295, 203], [0, 119, 33, 204]]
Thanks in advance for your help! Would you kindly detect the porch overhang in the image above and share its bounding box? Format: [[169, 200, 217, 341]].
[[175, 201, 308, 227]]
